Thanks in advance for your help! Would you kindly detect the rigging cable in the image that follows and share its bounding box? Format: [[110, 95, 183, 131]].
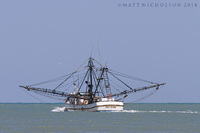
[[93, 59, 103, 68], [93, 68, 105, 97], [109, 78, 126, 91], [28, 68, 87, 87], [28, 73, 72, 87], [108, 71, 133, 90], [109, 80, 123, 93], [109, 69, 158, 84], [34, 91, 65, 101], [129, 89, 157, 103], [78, 69, 90, 92], [21, 88, 49, 103], [53, 59, 89, 90], [58, 74, 85, 90], [61, 69, 89, 91], [128, 85, 163, 103]]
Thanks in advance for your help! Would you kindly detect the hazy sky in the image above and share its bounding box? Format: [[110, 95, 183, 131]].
[[0, 0, 200, 103]]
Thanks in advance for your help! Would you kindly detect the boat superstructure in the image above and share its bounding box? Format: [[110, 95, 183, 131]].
[[20, 57, 165, 112]]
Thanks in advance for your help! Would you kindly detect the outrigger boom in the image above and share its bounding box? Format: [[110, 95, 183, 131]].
[[19, 83, 166, 99]]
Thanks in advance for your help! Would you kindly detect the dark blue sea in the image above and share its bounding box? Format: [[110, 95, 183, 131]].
[[0, 103, 200, 133]]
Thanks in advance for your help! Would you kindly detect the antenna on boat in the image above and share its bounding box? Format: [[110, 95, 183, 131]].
[[97, 40, 102, 66], [90, 43, 102, 66], [73, 82, 77, 94], [90, 46, 95, 58]]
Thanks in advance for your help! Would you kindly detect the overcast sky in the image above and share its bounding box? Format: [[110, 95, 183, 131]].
[[0, 0, 199, 103]]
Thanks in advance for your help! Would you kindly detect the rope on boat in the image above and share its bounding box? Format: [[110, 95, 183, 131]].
[[128, 85, 164, 103], [108, 69, 158, 84], [129, 89, 158, 103], [27, 59, 88, 88], [21, 88, 48, 103], [21, 88, 64, 106], [27, 68, 86, 87], [108, 71, 133, 90], [33, 91, 66, 101], [53, 59, 89, 90]]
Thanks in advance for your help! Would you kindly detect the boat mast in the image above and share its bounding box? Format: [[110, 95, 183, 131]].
[[88, 58, 94, 99]]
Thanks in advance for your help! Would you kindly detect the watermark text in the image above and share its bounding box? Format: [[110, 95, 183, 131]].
[[117, 3, 198, 8]]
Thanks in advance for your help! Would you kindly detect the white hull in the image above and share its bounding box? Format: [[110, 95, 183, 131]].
[[65, 101, 123, 112]]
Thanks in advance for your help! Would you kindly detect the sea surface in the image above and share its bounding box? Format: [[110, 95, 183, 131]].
[[0, 103, 200, 133]]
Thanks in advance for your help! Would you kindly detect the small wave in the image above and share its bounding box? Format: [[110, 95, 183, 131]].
[[176, 110, 199, 114], [112, 110, 200, 114], [111, 110, 143, 113], [51, 108, 199, 114], [51, 106, 66, 112]]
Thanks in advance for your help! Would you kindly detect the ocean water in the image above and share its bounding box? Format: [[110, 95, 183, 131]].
[[0, 103, 200, 133]]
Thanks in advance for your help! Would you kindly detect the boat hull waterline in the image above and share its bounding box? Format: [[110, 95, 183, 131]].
[[65, 101, 123, 112]]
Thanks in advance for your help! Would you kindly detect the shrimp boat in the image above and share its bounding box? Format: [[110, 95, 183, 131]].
[[20, 57, 165, 112]]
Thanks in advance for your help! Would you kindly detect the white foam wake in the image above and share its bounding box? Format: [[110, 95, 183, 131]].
[[51, 107, 199, 114], [112, 110, 200, 114], [51, 106, 66, 112]]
